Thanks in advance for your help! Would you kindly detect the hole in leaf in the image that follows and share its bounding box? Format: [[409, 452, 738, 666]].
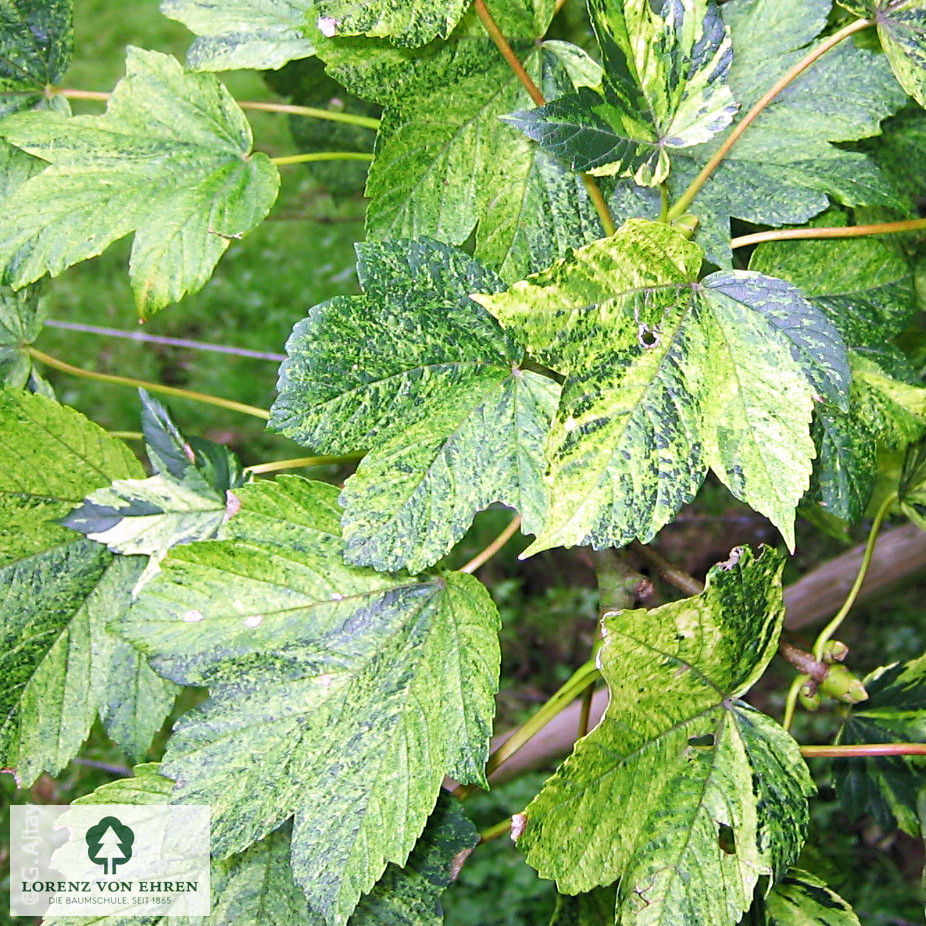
[[718, 823, 736, 855], [687, 733, 715, 748], [637, 324, 660, 348]]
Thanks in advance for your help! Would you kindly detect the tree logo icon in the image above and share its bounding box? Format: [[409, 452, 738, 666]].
[[85, 816, 134, 875]]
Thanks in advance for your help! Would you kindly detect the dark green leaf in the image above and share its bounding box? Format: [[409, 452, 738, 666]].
[[0, 0, 73, 112], [0, 48, 280, 318], [864, 104, 926, 204], [264, 58, 378, 196], [668, 0, 908, 266], [118, 475, 500, 923], [516, 546, 813, 926], [506, 0, 736, 185], [0, 282, 43, 388], [161, 0, 316, 71], [0, 389, 176, 783], [548, 886, 616, 925], [62, 391, 243, 558], [811, 352, 926, 521], [271, 238, 558, 573], [835, 653, 926, 835], [749, 212, 917, 349], [351, 793, 478, 925], [872, 0, 926, 109]]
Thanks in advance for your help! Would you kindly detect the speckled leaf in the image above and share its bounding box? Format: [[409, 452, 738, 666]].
[[0, 0, 73, 112], [812, 351, 926, 521], [835, 653, 926, 835], [62, 391, 244, 558], [475, 221, 833, 552], [118, 475, 501, 924], [351, 793, 478, 925], [701, 271, 850, 411], [271, 238, 559, 573], [0, 48, 280, 318], [315, 0, 468, 47], [872, 0, 926, 109], [516, 547, 814, 926], [0, 389, 176, 784], [161, 0, 316, 71], [341, 366, 559, 573], [61, 474, 234, 558], [364, 41, 609, 281], [506, 0, 736, 185], [749, 213, 917, 350], [0, 282, 44, 388], [45, 767, 474, 926], [865, 104, 926, 203], [765, 869, 861, 926], [668, 0, 907, 266]]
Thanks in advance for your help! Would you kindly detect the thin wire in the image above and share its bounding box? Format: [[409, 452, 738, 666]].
[[46, 319, 286, 362]]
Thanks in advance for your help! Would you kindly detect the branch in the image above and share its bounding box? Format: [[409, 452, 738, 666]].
[[629, 541, 703, 596], [472, 0, 617, 235], [57, 88, 381, 130], [801, 744, 926, 759], [667, 17, 872, 221], [28, 347, 271, 420], [270, 151, 374, 167], [731, 216, 926, 250], [460, 523, 926, 784], [461, 514, 523, 573]]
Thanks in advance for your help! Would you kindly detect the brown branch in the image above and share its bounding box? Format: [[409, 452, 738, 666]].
[[630, 542, 703, 596], [784, 522, 926, 630], [450, 524, 926, 786]]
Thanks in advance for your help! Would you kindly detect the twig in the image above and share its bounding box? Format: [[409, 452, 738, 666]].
[[245, 454, 363, 475], [270, 151, 374, 167], [28, 347, 270, 420], [479, 818, 513, 844], [47, 319, 286, 362], [801, 744, 926, 759], [630, 542, 704, 596], [461, 514, 522, 573], [812, 493, 895, 660], [57, 88, 381, 130], [731, 217, 926, 250]]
